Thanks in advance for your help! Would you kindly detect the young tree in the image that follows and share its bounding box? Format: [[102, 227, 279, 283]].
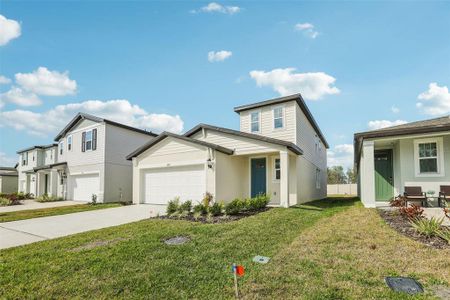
[[346, 167, 357, 184], [327, 166, 346, 184]]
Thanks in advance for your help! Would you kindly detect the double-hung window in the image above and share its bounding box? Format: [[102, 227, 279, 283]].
[[273, 107, 284, 129], [22, 152, 28, 166], [414, 138, 444, 176], [59, 142, 64, 155], [67, 135, 72, 151], [274, 158, 281, 180], [250, 112, 260, 133], [315, 168, 321, 189], [85, 130, 93, 151]]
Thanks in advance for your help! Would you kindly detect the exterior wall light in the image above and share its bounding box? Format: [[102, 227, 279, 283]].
[[207, 159, 213, 169]]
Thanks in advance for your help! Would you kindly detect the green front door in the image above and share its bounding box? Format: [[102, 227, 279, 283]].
[[374, 149, 394, 201]]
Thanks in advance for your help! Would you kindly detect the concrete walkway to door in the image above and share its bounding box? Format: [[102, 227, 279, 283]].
[[0, 204, 166, 249]]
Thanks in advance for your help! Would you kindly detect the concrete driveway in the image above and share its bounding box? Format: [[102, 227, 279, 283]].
[[0, 204, 166, 249], [0, 200, 83, 213]]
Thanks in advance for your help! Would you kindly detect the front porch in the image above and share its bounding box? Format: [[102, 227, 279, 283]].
[[358, 133, 450, 208], [34, 162, 68, 199]]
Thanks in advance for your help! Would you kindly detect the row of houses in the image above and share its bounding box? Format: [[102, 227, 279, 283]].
[[6, 94, 328, 207], [3, 92, 448, 208]]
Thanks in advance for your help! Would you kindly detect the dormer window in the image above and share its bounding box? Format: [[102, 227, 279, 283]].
[[250, 112, 260, 133], [273, 107, 284, 129]]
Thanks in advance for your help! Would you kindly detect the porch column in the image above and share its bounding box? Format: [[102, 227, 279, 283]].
[[36, 173, 41, 197], [280, 150, 289, 208], [360, 140, 376, 207], [132, 158, 140, 204]]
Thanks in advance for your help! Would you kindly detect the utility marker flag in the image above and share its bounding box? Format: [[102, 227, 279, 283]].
[[232, 264, 245, 276]]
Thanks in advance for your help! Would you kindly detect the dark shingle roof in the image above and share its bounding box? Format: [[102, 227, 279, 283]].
[[54, 112, 157, 141], [233, 93, 329, 148], [184, 124, 303, 155], [126, 132, 234, 160], [354, 115, 450, 165], [17, 144, 58, 154]]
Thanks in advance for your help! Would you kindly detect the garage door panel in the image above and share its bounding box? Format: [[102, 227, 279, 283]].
[[68, 174, 99, 202], [144, 164, 205, 204]]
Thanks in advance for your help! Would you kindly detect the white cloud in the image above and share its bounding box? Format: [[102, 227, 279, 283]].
[[0, 99, 184, 137], [0, 152, 17, 166], [417, 83, 450, 116], [367, 119, 407, 130], [0, 87, 42, 106], [249, 67, 340, 100], [0, 75, 11, 84], [0, 15, 21, 46], [15, 67, 77, 96], [208, 50, 232, 62], [327, 144, 354, 169], [391, 106, 400, 113], [192, 2, 241, 14], [294, 22, 319, 39]]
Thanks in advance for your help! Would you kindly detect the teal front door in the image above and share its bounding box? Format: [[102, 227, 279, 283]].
[[251, 158, 266, 197], [374, 150, 394, 201]]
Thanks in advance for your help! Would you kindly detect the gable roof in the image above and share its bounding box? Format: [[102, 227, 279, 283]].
[[54, 112, 157, 141], [184, 124, 304, 155], [233, 93, 329, 148], [354, 115, 450, 165], [126, 131, 234, 160], [17, 144, 58, 154]]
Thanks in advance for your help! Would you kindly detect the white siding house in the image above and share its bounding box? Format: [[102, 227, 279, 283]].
[[354, 116, 450, 207], [129, 94, 328, 207], [17, 113, 156, 202]]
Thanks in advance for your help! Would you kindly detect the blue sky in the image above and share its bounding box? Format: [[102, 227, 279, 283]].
[[1, 1, 450, 168]]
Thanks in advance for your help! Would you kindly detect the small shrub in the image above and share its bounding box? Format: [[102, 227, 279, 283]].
[[438, 228, 450, 244], [0, 197, 12, 206], [91, 194, 98, 205], [178, 200, 192, 213], [193, 203, 207, 215], [410, 217, 444, 237], [390, 195, 406, 207], [248, 194, 270, 210], [209, 202, 223, 216], [400, 204, 424, 220], [206, 212, 213, 223], [225, 198, 245, 215], [166, 197, 180, 215], [202, 192, 213, 207], [193, 211, 201, 221], [180, 210, 190, 218], [36, 194, 64, 203]]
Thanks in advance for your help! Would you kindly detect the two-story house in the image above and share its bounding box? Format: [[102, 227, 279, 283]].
[[127, 94, 328, 207], [18, 113, 156, 202], [17, 144, 58, 196]]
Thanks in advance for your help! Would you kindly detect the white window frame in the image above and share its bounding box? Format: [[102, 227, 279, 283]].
[[273, 157, 281, 181], [250, 111, 261, 133], [413, 137, 445, 177], [315, 168, 321, 189], [59, 142, 64, 155], [67, 135, 73, 151], [22, 152, 28, 166], [85, 129, 93, 151], [272, 106, 285, 130]]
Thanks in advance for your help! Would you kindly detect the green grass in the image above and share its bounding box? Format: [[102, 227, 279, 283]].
[[0, 203, 122, 223], [0, 197, 448, 299]]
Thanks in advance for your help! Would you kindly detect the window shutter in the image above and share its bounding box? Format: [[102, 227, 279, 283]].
[[92, 129, 97, 151], [82, 132, 86, 152]]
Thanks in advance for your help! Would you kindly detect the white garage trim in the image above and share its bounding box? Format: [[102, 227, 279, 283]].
[[141, 164, 206, 205], [137, 159, 206, 170]]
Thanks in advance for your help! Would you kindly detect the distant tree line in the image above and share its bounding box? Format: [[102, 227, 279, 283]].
[[327, 166, 356, 184]]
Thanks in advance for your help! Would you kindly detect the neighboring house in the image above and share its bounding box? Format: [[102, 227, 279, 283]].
[[128, 94, 328, 208], [354, 116, 450, 208], [17, 144, 58, 197], [18, 113, 156, 202], [0, 166, 18, 194]]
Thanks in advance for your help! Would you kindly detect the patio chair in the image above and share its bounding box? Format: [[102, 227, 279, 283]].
[[404, 186, 427, 207], [438, 185, 450, 207]]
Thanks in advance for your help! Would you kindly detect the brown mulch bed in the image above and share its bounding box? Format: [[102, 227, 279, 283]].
[[378, 209, 449, 249], [154, 207, 271, 224]]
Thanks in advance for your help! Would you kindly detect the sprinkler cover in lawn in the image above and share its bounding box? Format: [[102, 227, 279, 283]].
[[385, 277, 424, 294], [163, 236, 190, 245]]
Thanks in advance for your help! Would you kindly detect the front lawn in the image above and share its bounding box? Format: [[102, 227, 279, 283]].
[[1, 197, 448, 299], [0, 203, 122, 223]]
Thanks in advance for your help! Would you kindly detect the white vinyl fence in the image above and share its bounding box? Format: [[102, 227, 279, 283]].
[[327, 184, 357, 196]]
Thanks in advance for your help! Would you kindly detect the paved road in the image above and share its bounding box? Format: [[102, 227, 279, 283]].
[[0, 200, 83, 213], [0, 204, 166, 249]]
